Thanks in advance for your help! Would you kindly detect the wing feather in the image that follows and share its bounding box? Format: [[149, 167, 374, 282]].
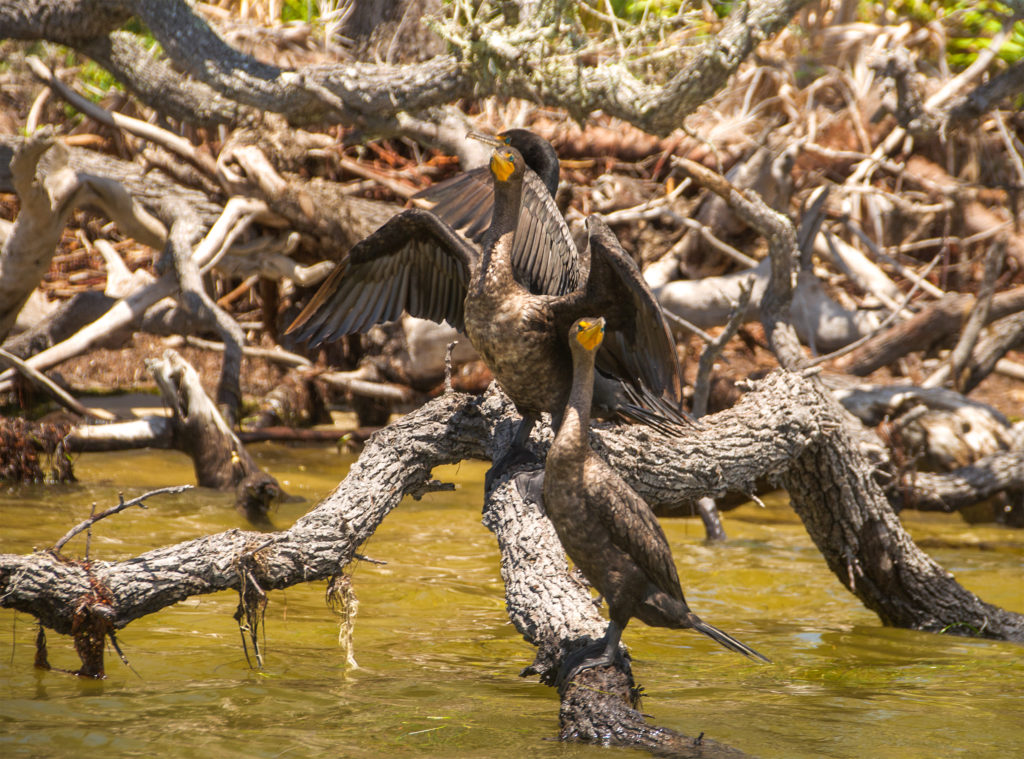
[[586, 459, 684, 601], [585, 215, 683, 406], [286, 209, 474, 345], [416, 165, 580, 297]]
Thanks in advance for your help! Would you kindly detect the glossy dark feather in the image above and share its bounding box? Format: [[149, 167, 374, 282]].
[[415, 167, 579, 297], [289, 209, 473, 342]]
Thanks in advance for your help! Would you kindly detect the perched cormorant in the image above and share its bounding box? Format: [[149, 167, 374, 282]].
[[543, 316, 769, 679], [288, 137, 689, 481]]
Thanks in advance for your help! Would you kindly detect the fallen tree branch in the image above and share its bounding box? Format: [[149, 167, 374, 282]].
[[898, 449, 1024, 514], [923, 241, 1007, 391], [3, 0, 811, 135], [2, 371, 1022, 751], [25, 55, 219, 178], [0, 197, 268, 395], [955, 311, 1024, 395], [805, 249, 942, 369], [174, 335, 312, 368], [692, 279, 754, 417], [0, 347, 115, 421], [145, 349, 280, 522], [834, 286, 1024, 376], [63, 416, 174, 452]]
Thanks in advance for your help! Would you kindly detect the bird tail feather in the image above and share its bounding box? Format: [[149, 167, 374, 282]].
[[690, 616, 771, 663], [617, 382, 697, 434]]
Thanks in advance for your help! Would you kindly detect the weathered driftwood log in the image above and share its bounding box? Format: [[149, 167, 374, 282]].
[[652, 257, 884, 352], [833, 286, 1024, 376], [3, 372, 1023, 755], [0, 129, 167, 342], [52, 349, 285, 519], [671, 154, 1022, 645], [896, 448, 1024, 515], [145, 349, 282, 522], [0, 129, 395, 399], [829, 381, 1015, 471]]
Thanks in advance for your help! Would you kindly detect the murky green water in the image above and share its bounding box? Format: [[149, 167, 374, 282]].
[[1, 445, 1022, 758]]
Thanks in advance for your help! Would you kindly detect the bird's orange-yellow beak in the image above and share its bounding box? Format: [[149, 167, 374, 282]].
[[467, 129, 504, 147], [490, 148, 515, 182], [576, 319, 605, 351]]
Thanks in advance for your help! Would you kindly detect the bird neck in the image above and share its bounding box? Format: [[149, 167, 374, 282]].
[[479, 176, 523, 290], [556, 346, 595, 454], [527, 146, 559, 198]]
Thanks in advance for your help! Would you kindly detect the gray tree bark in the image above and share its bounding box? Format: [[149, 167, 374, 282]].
[[1, 0, 815, 134]]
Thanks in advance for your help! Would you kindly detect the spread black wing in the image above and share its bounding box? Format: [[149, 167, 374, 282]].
[[415, 168, 580, 297], [287, 208, 475, 345], [583, 215, 684, 409]]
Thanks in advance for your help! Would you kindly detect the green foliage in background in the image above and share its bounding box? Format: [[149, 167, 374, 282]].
[[607, 0, 684, 20], [282, 0, 317, 24], [893, 0, 1024, 68], [947, 2, 1024, 67], [602, 0, 736, 22]]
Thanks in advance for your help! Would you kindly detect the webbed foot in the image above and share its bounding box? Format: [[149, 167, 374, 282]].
[[556, 640, 626, 691], [485, 444, 539, 492], [512, 467, 544, 504]]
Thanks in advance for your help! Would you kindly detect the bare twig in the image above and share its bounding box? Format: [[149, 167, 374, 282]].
[[337, 156, 421, 199], [25, 56, 219, 179], [320, 367, 414, 402], [53, 485, 194, 554], [692, 278, 754, 417], [808, 250, 943, 369], [928, 22, 1015, 114], [661, 307, 715, 343], [992, 110, 1024, 189], [0, 197, 267, 395], [676, 156, 804, 368], [679, 216, 758, 268], [175, 336, 313, 368], [842, 218, 945, 298], [444, 340, 456, 393]]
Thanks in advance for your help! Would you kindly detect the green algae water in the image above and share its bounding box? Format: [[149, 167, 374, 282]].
[[1, 445, 1022, 758]]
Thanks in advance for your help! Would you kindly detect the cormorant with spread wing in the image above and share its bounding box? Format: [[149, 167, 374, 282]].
[[543, 316, 769, 682], [288, 134, 689, 481]]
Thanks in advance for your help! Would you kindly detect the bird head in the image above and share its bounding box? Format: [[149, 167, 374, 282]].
[[573, 317, 606, 352], [490, 146, 519, 183]]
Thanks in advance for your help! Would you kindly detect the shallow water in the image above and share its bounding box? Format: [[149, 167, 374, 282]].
[[1, 444, 1022, 758]]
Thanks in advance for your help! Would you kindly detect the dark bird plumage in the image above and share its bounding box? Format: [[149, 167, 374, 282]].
[[542, 316, 769, 681], [287, 132, 690, 482]]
